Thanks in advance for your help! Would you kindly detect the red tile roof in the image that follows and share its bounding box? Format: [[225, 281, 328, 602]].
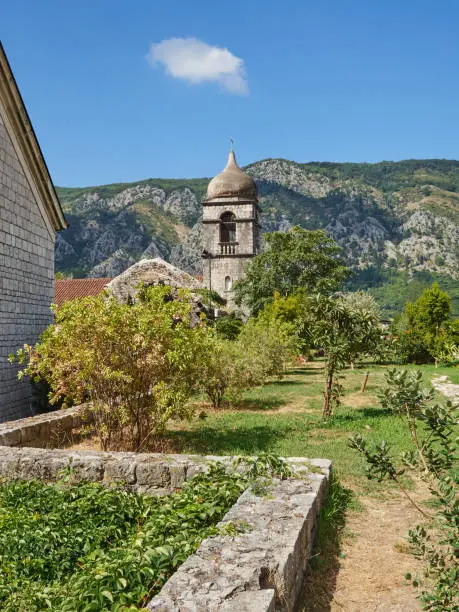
[[54, 278, 113, 307]]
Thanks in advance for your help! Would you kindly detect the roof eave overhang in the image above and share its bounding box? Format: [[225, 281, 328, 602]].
[[0, 42, 67, 231]]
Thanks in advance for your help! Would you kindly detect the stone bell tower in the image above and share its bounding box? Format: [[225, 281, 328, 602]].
[[202, 147, 261, 304]]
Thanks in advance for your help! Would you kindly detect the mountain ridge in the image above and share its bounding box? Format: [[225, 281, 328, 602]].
[[55, 158, 459, 317]]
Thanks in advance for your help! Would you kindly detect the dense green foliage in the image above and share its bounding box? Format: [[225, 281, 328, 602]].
[[234, 227, 350, 313], [349, 369, 458, 611], [11, 286, 211, 451], [350, 269, 459, 320], [391, 283, 459, 364], [0, 464, 247, 611], [297, 158, 459, 193], [200, 314, 295, 408]]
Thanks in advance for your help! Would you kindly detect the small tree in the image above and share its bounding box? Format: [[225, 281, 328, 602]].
[[199, 339, 253, 409], [200, 313, 295, 409], [392, 284, 455, 365], [338, 291, 382, 367], [302, 294, 381, 418], [238, 313, 296, 380], [12, 286, 210, 451]]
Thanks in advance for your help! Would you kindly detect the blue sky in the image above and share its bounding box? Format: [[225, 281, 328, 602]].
[[2, 0, 459, 186]]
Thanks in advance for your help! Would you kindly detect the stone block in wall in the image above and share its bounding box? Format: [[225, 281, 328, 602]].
[[136, 460, 171, 488]]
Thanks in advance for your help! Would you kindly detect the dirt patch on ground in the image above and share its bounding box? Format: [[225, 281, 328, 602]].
[[302, 483, 428, 612], [342, 391, 376, 410]]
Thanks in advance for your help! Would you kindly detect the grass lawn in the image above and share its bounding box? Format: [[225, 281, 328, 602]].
[[163, 360, 457, 609], [166, 361, 458, 493]]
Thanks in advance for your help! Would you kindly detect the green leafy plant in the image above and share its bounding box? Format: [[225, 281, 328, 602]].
[[301, 293, 381, 418], [233, 226, 350, 313], [391, 283, 458, 365], [349, 369, 458, 611], [10, 285, 212, 451], [0, 463, 248, 611], [200, 314, 295, 409]]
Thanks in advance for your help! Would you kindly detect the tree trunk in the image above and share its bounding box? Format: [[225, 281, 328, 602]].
[[323, 371, 333, 419]]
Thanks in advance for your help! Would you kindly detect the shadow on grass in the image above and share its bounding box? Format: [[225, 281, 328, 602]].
[[288, 368, 324, 376], [267, 379, 308, 386], [231, 398, 286, 411], [164, 424, 286, 455], [296, 475, 354, 611], [330, 406, 392, 423]]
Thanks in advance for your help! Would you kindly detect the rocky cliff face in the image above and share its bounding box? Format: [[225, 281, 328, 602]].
[[56, 158, 459, 291]]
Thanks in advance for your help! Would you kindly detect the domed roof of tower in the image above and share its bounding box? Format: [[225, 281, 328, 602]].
[[205, 149, 257, 202]]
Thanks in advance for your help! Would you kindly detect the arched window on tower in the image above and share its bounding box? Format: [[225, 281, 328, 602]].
[[220, 212, 236, 243], [225, 275, 232, 292]]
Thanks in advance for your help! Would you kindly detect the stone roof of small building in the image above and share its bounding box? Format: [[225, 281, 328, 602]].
[[106, 258, 203, 304], [205, 150, 257, 202], [54, 278, 113, 306]]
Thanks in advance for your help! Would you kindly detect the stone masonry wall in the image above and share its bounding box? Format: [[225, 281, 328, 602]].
[[0, 405, 89, 448], [0, 110, 55, 422], [204, 256, 251, 303], [0, 438, 331, 610]]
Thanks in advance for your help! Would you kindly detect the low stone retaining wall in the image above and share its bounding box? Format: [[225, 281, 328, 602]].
[[0, 446, 238, 494], [0, 408, 332, 611], [0, 405, 87, 447], [148, 462, 331, 612]]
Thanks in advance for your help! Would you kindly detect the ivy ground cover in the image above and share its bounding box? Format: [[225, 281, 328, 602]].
[[0, 464, 245, 611]]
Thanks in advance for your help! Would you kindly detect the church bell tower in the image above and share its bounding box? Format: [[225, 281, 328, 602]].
[[202, 147, 261, 305]]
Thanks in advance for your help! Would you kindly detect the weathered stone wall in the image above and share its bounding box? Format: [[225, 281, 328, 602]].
[[148, 462, 331, 612], [0, 405, 88, 447], [0, 438, 331, 611], [0, 111, 55, 422], [204, 255, 251, 302], [0, 446, 231, 494]]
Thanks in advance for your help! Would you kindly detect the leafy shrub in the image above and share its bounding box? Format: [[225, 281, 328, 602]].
[[0, 464, 246, 611], [0, 455, 294, 611], [214, 312, 244, 340], [391, 283, 458, 364], [200, 313, 295, 409], [237, 314, 296, 379], [199, 339, 251, 408], [301, 293, 382, 418], [11, 286, 211, 451]]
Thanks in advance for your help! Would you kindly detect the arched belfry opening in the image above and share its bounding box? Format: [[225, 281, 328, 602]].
[[202, 146, 261, 307], [220, 212, 236, 244]]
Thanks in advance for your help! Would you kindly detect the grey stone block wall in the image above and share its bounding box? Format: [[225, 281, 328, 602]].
[[0, 113, 55, 422]]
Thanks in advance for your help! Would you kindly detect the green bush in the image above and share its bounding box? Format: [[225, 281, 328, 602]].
[[11, 286, 211, 451], [200, 314, 295, 409], [391, 284, 458, 365]]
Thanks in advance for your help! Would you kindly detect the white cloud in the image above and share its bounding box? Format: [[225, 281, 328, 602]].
[[148, 37, 248, 95]]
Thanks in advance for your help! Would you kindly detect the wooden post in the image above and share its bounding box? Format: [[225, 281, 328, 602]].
[[361, 372, 369, 393]]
